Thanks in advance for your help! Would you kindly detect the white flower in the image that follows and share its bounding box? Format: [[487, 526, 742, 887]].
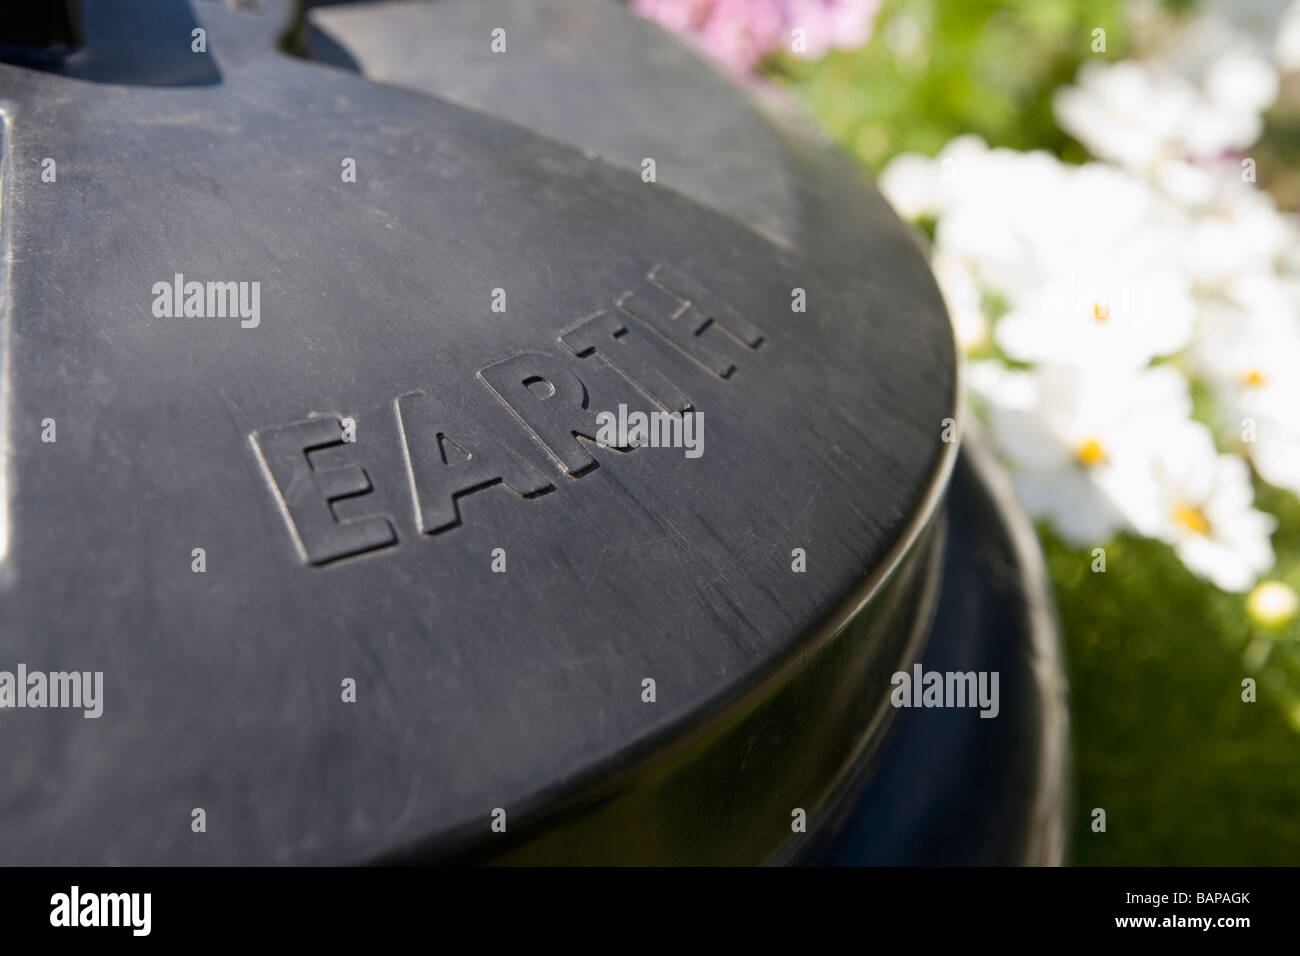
[[1172, 173, 1300, 287], [1194, 301, 1300, 420], [880, 5, 1298, 587], [1247, 410, 1300, 499], [1116, 421, 1276, 592], [969, 361, 1192, 546], [1054, 1, 1288, 173], [957, 162, 1197, 369], [930, 249, 988, 351], [890, 146, 1199, 372], [1195, 0, 1300, 75], [1192, 276, 1300, 495], [877, 152, 942, 221], [883, 143, 1201, 369], [1054, 49, 1277, 173], [1055, 62, 1211, 171], [1203, 52, 1279, 121], [926, 146, 1073, 297], [993, 261, 1195, 370], [877, 134, 994, 221]]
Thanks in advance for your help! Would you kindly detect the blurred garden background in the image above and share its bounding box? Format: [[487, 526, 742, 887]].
[[636, 0, 1300, 864]]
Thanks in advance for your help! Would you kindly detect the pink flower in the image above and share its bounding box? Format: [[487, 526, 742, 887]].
[[698, 0, 788, 73], [632, 0, 880, 74], [631, 0, 711, 35], [786, 0, 880, 60]]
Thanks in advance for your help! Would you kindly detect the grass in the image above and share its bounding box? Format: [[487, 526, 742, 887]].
[[1046, 519, 1300, 864]]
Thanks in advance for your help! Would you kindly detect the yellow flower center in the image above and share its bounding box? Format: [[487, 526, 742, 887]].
[[1173, 504, 1211, 536], [1075, 437, 1108, 467], [1240, 368, 1267, 388], [1091, 302, 1109, 322]]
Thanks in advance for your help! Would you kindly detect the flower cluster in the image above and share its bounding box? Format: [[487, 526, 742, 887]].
[[632, 0, 881, 73], [880, 1, 1300, 593]]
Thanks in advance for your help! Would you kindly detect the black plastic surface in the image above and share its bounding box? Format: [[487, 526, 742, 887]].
[[0, 0, 1060, 866]]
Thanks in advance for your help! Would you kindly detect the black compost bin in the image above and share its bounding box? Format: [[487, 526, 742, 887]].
[[0, 0, 1068, 865]]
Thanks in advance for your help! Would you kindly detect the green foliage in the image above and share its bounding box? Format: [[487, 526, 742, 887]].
[[1259, 84, 1300, 213], [1047, 520, 1300, 864], [775, 0, 1130, 171]]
